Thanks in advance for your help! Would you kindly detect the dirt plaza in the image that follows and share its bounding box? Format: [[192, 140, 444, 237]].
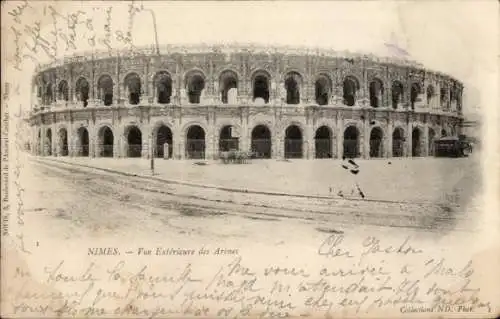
[[48, 154, 480, 206]]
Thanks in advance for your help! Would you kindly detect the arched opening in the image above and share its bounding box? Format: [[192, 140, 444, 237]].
[[392, 128, 404, 157], [343, 126, 359, 158], [440, 87, 448, 108], [46, 129, 52, 156], [251, 125, 271, 158], [186, 71, 205, 104], [155, 125, 173, 158], [369, 127, 384, 158], [98, 75, 114, 106], [154, 71, 172, 104], [315, 74, 331, 106], [219, 125, 239, 153], [441, 128, 447, 137], [45, 83, 54, 105], [391, 81, 404, 109], [58, 128, 68, 156], [124, 73, 141, 105], [428, 128, 436, 156], [77, 127, 89, 157], [410, 83, 420, 110], [426, 85, 435, 106], [315, 126, 332, 158], [126, 126, 142, 157], [75, 78, 90, 107], [58, 80, 69, 102], [369, 79, 384, 108], [343, 76, 358, 106], [186, 125, 205, 159], [456, 89, 463, 112], [219, 71, 238, 104], [285, 72, 301, 105], [412, 128, 423, 157], [284, 125, 303, 158], [98, 126, 114, 157], [252, 71, 270, 103]]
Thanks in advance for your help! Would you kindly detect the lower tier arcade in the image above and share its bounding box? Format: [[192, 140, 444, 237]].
[[30, 105, 461, 160]]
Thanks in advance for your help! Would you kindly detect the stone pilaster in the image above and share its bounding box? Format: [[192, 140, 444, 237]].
[[66, 122, 73, 157], [141, 125, 153, 159], [149, 80, 155, 104], [386, 114, 393, 158], [423, 122, 429, 156], [363, 114, 369, 159], [336, 114, 343, 159], [305, 117, 314, 159], [89, 122, 96, 158], [40, 127, 46, 156], [240, 107, 249, 153], [406, 121, 412, 157], [178, 129, 185, 160], [114, 60, 121, 105], [206, 109, 216, 159], [51, 123, 57, 156], [114, 124, 124, 158], [273, 123, 283, 160]]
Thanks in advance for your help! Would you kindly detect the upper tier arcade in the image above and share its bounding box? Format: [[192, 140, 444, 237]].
[[31, 44, 464, 115]]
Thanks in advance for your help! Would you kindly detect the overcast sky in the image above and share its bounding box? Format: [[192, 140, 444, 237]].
[[3, 0, 498, 117]]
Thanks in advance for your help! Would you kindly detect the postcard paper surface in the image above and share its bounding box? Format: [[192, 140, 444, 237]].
[[1, 1, 499, 318]]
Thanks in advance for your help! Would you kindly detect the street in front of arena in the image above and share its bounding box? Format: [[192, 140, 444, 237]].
[[12, 151, 483, 252]]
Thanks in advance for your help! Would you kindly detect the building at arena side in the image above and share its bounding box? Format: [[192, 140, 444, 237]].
[[28, 44, 464, 160]]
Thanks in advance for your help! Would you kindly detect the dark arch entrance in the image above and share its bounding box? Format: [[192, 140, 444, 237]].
[[392, 81, 404, 109], [186, 125, 205, 159], [285, 73, 301, 105], [315, 75, 331, 106], [154, 72, 172, 104], [45, 83, 54, 105], [251, 125, 271, 158], [124, 73, 141, 105], [186, 72, 205, 104], [76, 78, 90, 107], [77, 127, 89, 157], [98, 75, 114, 106], [428, 128, 436, 156], [315, 126, 332, 158], [156, 125, 173, 158], [369, 127, 384, 158], [98, 126, 114, 157], [343, 126, 359, 158], [252, 72, 270, 103], [58, 80, 69, 102], [343, 77, 358, 107], [220, 71, 238, 104], [412, 128, 422, 157], [46, 129, 52, 156], [127, 126, 142, 157], [392, 128, 404, 157], [369, 79, 384, 108], [58, 128, 68, 156], [219, 125, 239, 153], [284, 125, 303, 158], [410, 83, 420, 110]]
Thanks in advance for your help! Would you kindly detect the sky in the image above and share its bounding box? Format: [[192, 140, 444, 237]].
[[3, 0, 498, 118]]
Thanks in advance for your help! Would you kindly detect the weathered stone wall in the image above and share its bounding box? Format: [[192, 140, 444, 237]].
[[29, 46, 464, 160]]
